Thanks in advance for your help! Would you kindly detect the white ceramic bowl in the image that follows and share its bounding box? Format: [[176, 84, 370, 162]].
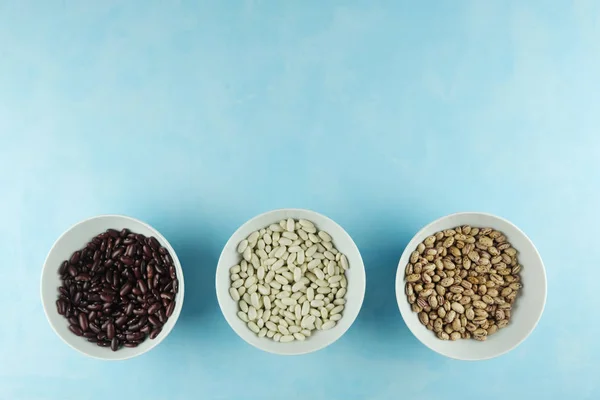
[[216, 209, 366, 355], [41, 215, 185, 360], [395, 212, 546, 361]]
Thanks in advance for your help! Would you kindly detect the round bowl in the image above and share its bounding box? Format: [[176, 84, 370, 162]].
[[395, 212, 546, 361], [216, 208, 366, 355], [41, 215, 185, 360]]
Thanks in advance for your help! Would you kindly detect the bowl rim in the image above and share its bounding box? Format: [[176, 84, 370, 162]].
[[215, 208, 366, 355], [395, 211, 547, 361], [40, 214, 185, 361]]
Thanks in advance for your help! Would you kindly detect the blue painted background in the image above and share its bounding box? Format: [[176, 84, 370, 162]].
[[1, 1, 599, 399]]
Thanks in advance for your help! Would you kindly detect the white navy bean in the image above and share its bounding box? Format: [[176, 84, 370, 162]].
[[318, 231, 332, 242], [336, 288, 346, 299], [286, 218, 295, 232], [341, 255, 349, 270], [330, 313, 342, 322], [232, 279, 244, 289], [229, 287, 241, 301], [247, 231, 260, 243], [278, 325, 290, 335], [280, 335, 295, 343], [282, 231, 298, 240], [243, 246, 252, 261], [322, 321, 336, 330], [237, 311, 249, 322], [288, 325, 301, 334], [248, 306, 258, 321], [303, 225, 317, 234], [250, 293, 260, 309], [269, 223, 283, 232], [248, 321, 260, 333]]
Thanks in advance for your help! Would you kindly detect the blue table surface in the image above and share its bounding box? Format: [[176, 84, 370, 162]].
[[1, 1, 599, 399]]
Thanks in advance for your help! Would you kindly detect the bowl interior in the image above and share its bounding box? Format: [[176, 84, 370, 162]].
[[395, 212, 546, 360], [41, 215, 185, 360], [216, 209, 366, 355]]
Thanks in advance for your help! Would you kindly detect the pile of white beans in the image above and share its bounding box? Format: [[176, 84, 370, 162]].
[[229, 218, 349, 343]]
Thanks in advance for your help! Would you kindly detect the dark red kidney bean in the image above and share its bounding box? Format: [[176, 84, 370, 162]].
[[153, 253, 162, 265], [124, 342, 139, 348], [173, 279, 179, 294], [148, 315, 161, 326], [72, 292, 82, 305], [138, 280, 148, 295], [169, 266, 176, 279], [132, 287, 141, 296], [149, 237, 159, 250], [88, 311, 97, 322], [87, 241, 97, 250], [100, 240, 107, 252], [140, 324, 151, 334], [107, 229, 120, 238], [58, 287, 69, 297], [125, 303, 134, 316], [105, 269, 113, 285], [124, 237, 135, 245], [160, 292, 173, 301], [125, 245, 134, 257], [120, 256, 134, 266], [97, 341, 110, 347], [78, 313, 89, 331], [67, 265, 78, 277], [133, 267, 141, 280], [126, 332, 144, 341], [143, 245, 152, 258], [119, 282, 132, 297], [147, 303, 161, 315], [87, 337, 98, 343], [83, 331, 96, 338], [56, 300, 66, 315], [133, 308, 147, 316], [165, 301, 176, 318], [75, 273, 91, 282], [157, 309, 166, 323], [110, 338, 119, 351], [70, 251, 81, 265], [120, 228, 130, 237], [153, 274, 160, 289], [115, 315, 128, 326], [59, 261, 68, 275], [158, 247, 167, 255], [112, 273, 119, 288], [100, 293, 114, 303], [68, 316, 78, 325], [111, 248, 124, 260], [93, 250, 101, 261], [69, 325, 83, 336], [106, 322, 115, 339], [149, 327, 162, 340], [163, 281, 173, 292], [146, 265, 154, 281]]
